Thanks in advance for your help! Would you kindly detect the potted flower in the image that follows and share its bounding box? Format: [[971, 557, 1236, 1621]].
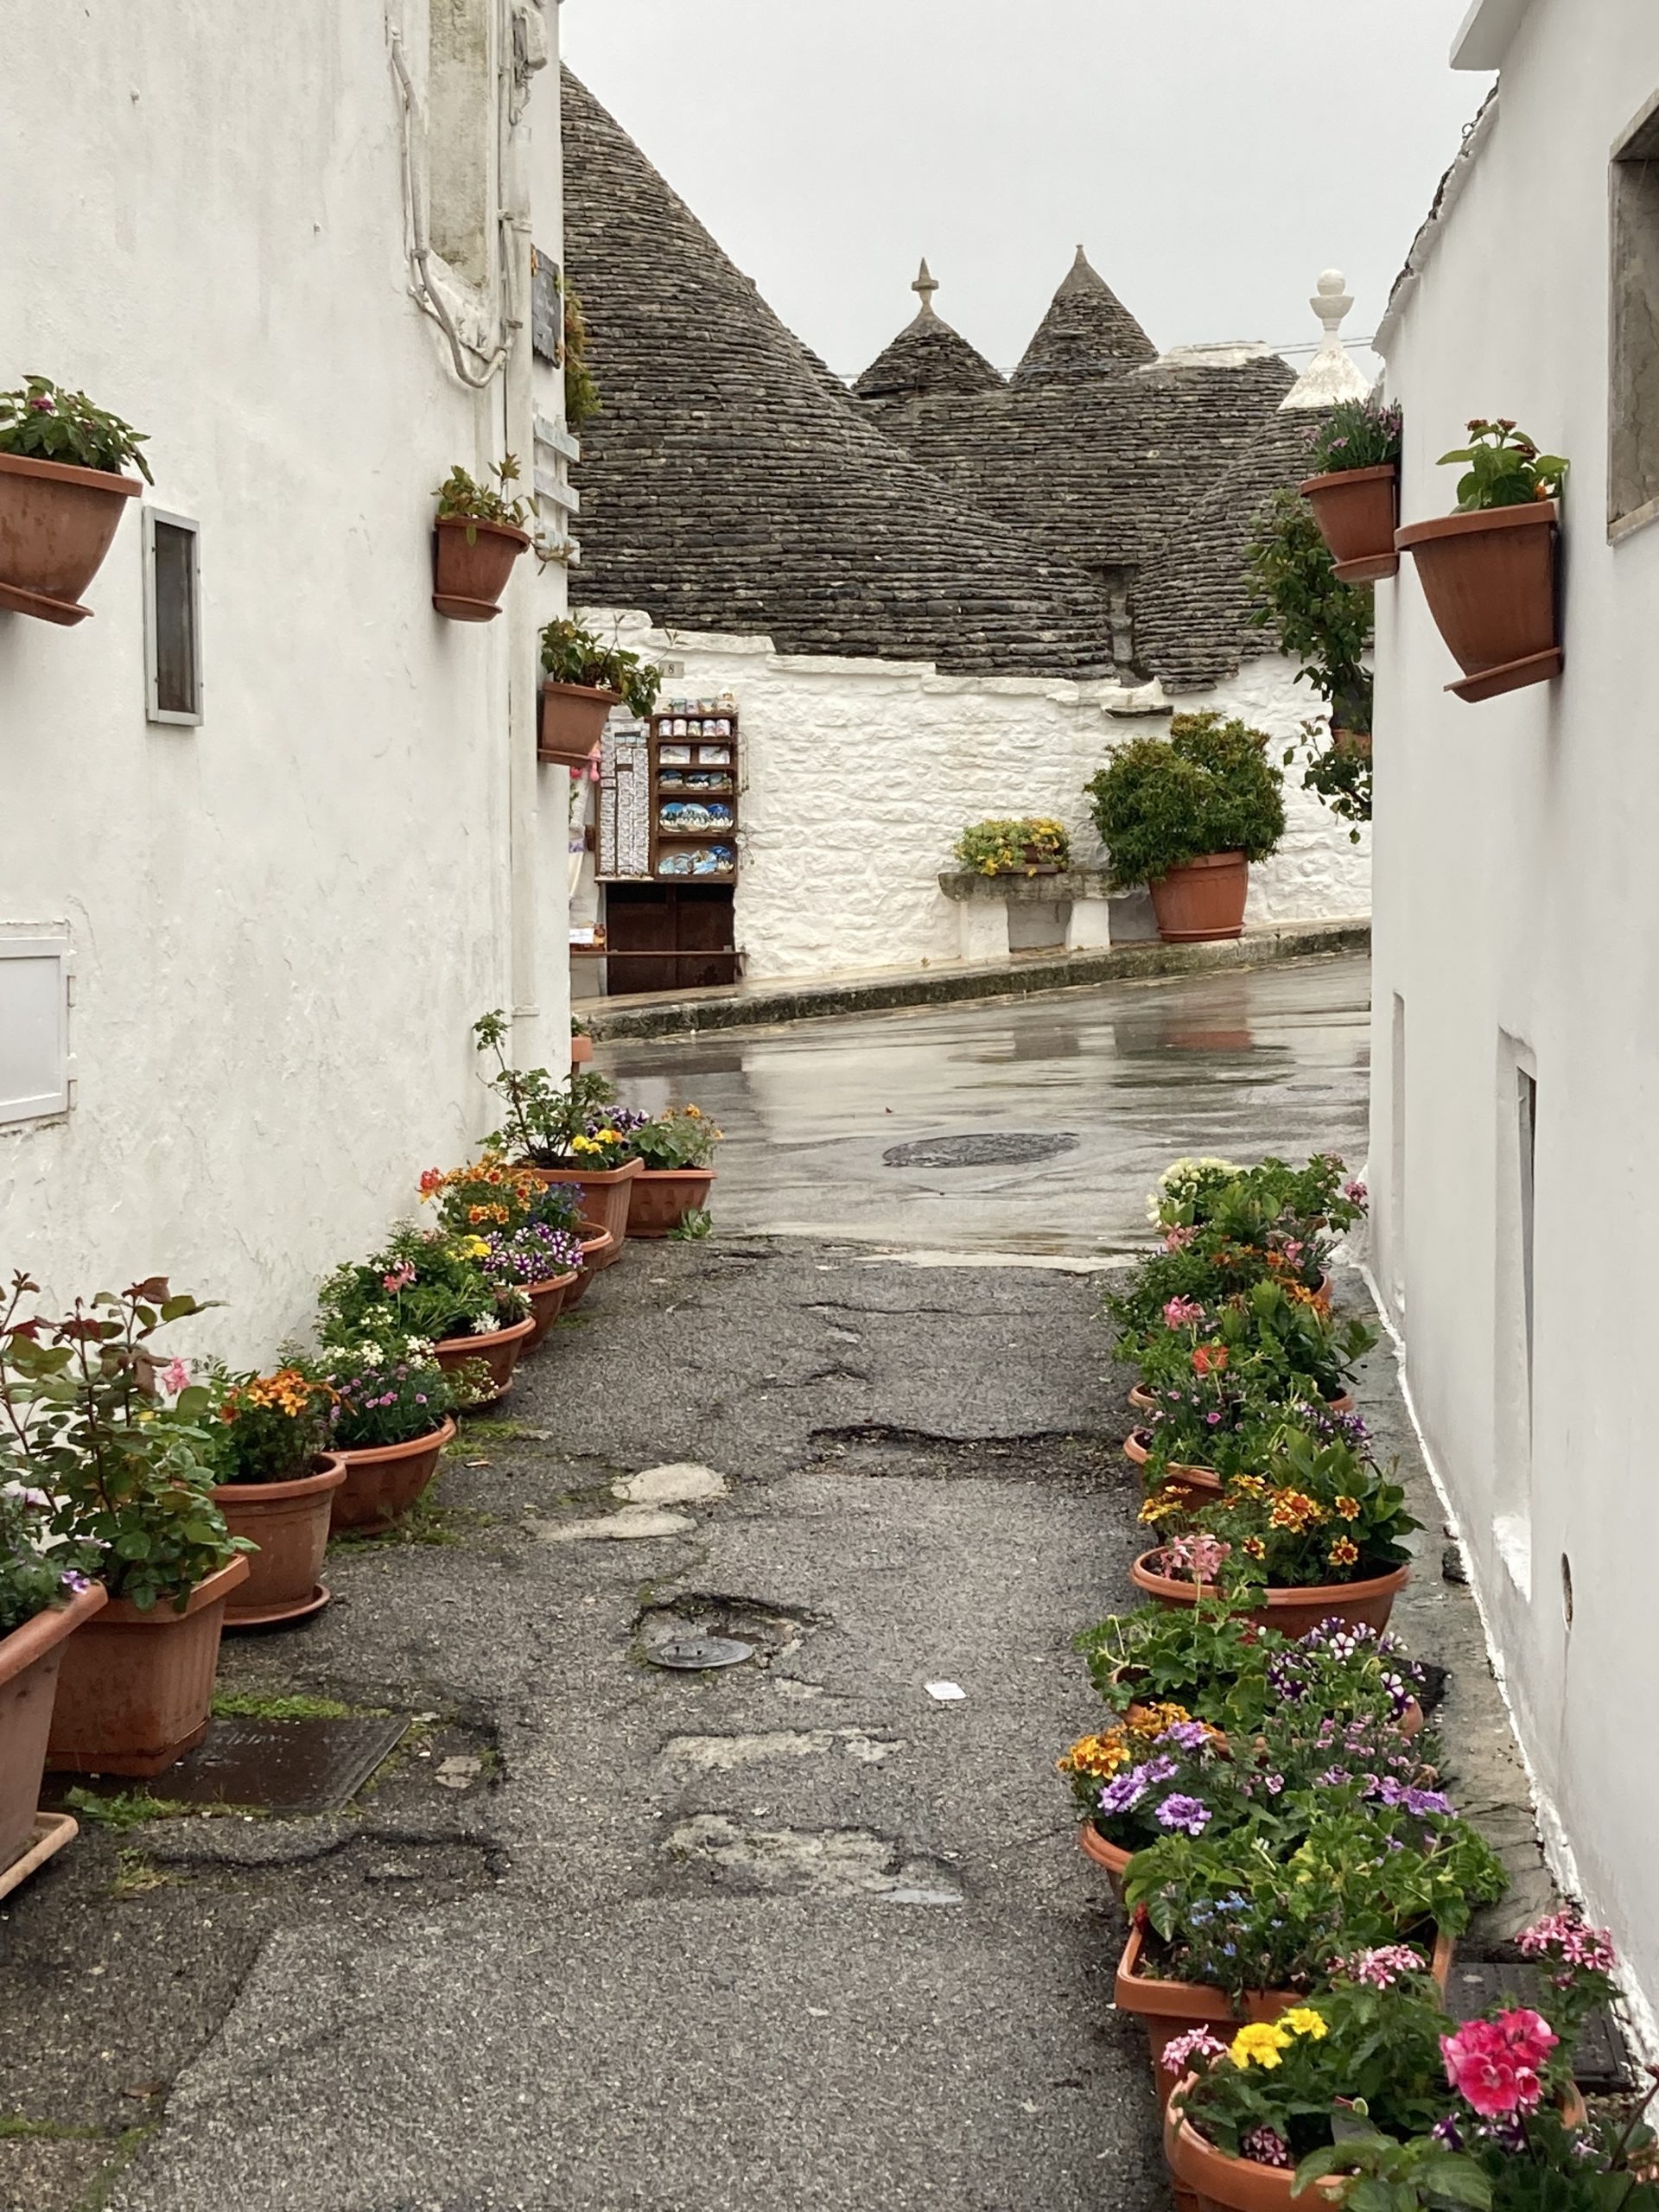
[[1395, 420, 1568, 702], [625, 1105, 722, 1236], [432, 457, 532, 622], [0, 1484, 105, 1892], [571, 1014, 594, 1068], [1127, 1386, 1370, 1511], [318, 1229, 533, 1407], [1131, 1427, 1420, 1637], [952, 817, 1072, 877], [201, 1366, 346, 1626], [1087, 714, 1287, 944], [304, 1343, 469, 1535], [0, 375, 151, 624], [564, 1217, 617, 1307], [419, 1154, 587, 1346], [473, 1010, 645, 1255], [0, 1274, 253, 1778], [1300, 397, 1404, 582], [538, 617, 664, 768]]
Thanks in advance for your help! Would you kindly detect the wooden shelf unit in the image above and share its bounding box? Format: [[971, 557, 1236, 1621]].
[[648, 707, 739, 881]]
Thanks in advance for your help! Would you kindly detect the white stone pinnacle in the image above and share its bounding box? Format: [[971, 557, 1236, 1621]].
[[912, 257, 938, 319], [1279, 266, 1371, 410]]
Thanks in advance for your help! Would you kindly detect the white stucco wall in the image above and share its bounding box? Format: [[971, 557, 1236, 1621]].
[[0, 2, 571, 1360], [1371, 0, 1659, 2034], [585, 611, 1370, 981]]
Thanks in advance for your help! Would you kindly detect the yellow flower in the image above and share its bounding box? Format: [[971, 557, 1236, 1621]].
[[1327, 1535, 1359, 1567], [594, 1128, 621, 1144], [1138, 1488, 1184, 1525], [1057, 1730, 1131, 1781], [571, 1136, 600, 1155], [1334, 1496, 1361, 1521], [464, 1236, 491, 1260], [1282, 2008, 1328, 2041], [1229, 2023, 1291, 2069]]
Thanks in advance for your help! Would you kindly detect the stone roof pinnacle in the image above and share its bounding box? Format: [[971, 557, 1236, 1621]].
[[912, 257, 938, 319], [1279, 269, 1371, 410]]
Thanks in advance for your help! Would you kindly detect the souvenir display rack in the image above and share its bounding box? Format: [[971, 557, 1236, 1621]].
[[648, 698, 739, 881]]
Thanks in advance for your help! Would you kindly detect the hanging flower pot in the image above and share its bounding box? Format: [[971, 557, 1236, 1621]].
[[1148, 852, 1249, 943], [432, 516, 531, 622], [1395, 501, 1562, 702], [213, 1454, 348, 1628], [1129, 1548, 1410, 1637], [0, 1582, 108, 1889], [331, 1418, 456, 1536], [1300, 464, 1400, 582], [46, 1557, 252, 1778], [0, 452, 143, 625], [538, 681, 621, 769], [571, 1032, 594, 1067]]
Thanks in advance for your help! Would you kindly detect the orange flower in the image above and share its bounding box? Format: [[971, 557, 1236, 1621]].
[[1334, 1496, 1361, 1522], [1243, 1536, 1267, 1560], [1192, 1343, 1229, 1378], [1328, 1536, 1360, 1567]]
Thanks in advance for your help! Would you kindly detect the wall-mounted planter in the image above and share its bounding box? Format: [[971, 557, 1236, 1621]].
[[1300, 463, 1400, 582], [432, 516, 531, 622], [1395, 500, 1562, 702], [538, 681, 621, 768], [1147, 851, 1248, 944], [0, 451, 143, 624]]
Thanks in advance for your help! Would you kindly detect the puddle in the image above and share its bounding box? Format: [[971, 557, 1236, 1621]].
[[660, 1729, 897, 1772], [663, 1814, 961, 1902]]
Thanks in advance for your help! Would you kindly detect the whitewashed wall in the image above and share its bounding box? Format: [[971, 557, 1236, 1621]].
[[1371, 0, 1659, 2035], [0, 2, 571, 1361], [586, 611, 1370, 980]]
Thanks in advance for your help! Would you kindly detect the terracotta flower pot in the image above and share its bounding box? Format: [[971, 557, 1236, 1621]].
[[1124, 1427, 1222, 1509], [1078, 1818, 1134, 1902], [213, 1455, 348, 1627], [563, 1221, 614, 1308], [1130, 1550, 1411, 1638], [1300, 463, 1400, 583], [0, 1583, 109, 1875], [1166, 2093, 1345, 2212], [627, 1167, 716, 1238], [432, 514, 531, 622], [525, 1158, 641, 1259], [330, 1418, 456, 1535], [571, 1033, 594, 1066], [539, 681, 621, 769], [1148, 853, 1249, 944], [1395, 500, 1562, 702], [524, 1269, 580, 1351], [433, 1314, 536, 1407], [0, 450, 144, 625], [46, 1556, 251, 1778]]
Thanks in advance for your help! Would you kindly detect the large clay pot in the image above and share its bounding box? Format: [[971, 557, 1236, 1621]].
[[0, 450, 144, 625], [0, 1583, 109, 1873], [433, 1313, 536, 1406], [1395, 500, 1561, 702], [524, 1269, 580, 1351], [1148, 853, 1249, 944], [626, 1167, 715, 1239], [432, 514, 530, 622], [47, 1557, 251, 1777], [1123, 1427, 1223, 1509], [1166, 2093, 1345, 2212], [1077, 1818, 1134, 1902], [213, 1454, 347, 1627], [526, 1158, 641, 1260], [1300, 463, 1400, 582], [563, 1221, 614, 1309], [539, 681, 620, 768], [331, 1418, 456, 1536], [1130, 1549, 1411, 1638], [571, 1033, 594, 1066]]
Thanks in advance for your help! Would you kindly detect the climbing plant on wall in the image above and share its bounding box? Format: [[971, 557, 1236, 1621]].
[[1244, 488, 1373, 828]]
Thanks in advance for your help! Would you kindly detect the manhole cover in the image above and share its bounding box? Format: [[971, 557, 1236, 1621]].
[[51, 1716, 410, 1817], [646, 1635, 755, 1671], [882, 1132, 1080, 1170]]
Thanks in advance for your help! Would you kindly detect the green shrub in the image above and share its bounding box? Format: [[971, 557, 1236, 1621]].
[[1086, 713, 1285, 890]]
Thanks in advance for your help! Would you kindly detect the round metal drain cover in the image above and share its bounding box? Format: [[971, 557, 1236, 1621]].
[[645, 1635, 755, 1671], [883, 1131, 1080, 1170]]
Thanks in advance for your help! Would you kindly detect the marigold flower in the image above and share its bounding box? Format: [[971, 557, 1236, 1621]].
[[1282, 2007, 1328, 2041], [1334, 1496, 1361, 1521], [1328, 1536, 1360, 1567], [1230, 2022, 1291, 2070]]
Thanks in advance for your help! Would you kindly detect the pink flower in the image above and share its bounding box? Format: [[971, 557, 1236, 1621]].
[[1160, 2028, 1228, 2077], [1518, 1910, 1618, 1979], [1440, 2013, 1554, 2117], [382, 1263, 416, 1293], [159, 1357, 192, 1395], [1162, 1296, 1205, 1328], [1163, 1226, 1197, 1251], [1162, 1533, 1230, 1584], [28, 394, 54, 412], [1281, 1239, 1306, 1265], [1242, 2127, 1292, 2170], [1344, 1180, 1368, 1205]]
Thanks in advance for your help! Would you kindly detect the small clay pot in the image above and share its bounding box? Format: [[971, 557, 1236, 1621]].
[[571, 1033, 594, 1066], [524, 1158, 641, 1259], [432, 514, 531, 621], [563, 1222, 614, 1308], [626, 1167, 715, 1239], [0, 450, 143, 624], [1130, 1549, 1411, 1638], [539, 681, 621, 768], [1300, 462, 1400, 582], [1123, 1427, 1222, 1508], [434, 1315, 537, 1407], [524, 1269, 580, 1351], [46, 1557, 252, 1777], [0, 1582, 109, 1873], [1148, 853, 1249, 944], [331, 1419, 456, 1535], [1166, 2091, 1345, 2211], [214, 1454, 348, 1625], [1395, 500, 1562, 702], [1077, 1819, 1133, 1902]]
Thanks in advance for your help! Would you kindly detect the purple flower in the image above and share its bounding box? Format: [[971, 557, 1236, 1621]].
[[1155, 1720, 1211, 1751], [1156, 1795, 1211, 1836], [1405, 1787, 1456, 1819], [1141, 1753, 1180, 1786], [1098, 1770, 1148, 1817]]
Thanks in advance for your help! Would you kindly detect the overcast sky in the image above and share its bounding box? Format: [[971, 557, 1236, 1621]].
[[558, 0, 1491, 384]]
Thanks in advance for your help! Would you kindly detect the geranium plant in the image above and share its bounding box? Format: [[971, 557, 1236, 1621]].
[[0, 1273, 246, 1612], [1086, 712, 1286, 891], [1438, 420, 1567, 512], [318, 1228, 528, 1350], [206, 1366, 335, 1485], [1311, 397, 1404, 477], [627, 1106, 721, 1171], [1150, 1154, 1367, 1244], [0, 374, 153, 480], [952, 817, 1071, 877], [538, 616, 663, 719]]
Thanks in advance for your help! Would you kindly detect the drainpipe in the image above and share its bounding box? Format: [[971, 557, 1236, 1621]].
[[499, 3, 540, 1060]]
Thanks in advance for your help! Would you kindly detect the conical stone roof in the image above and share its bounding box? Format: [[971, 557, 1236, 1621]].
[[559, 73, 1116, 680], [1013, 247, 1157, 387], [855, 264, 1007, 401]]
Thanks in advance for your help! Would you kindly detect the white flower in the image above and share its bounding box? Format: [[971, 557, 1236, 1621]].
[[358, 1343, 385, 1369], [472, 1312, 496, 1336], [404, 1336, 432, 1358]]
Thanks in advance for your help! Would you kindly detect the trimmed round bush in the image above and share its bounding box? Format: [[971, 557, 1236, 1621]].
[[1086, 712, 1286, 890]]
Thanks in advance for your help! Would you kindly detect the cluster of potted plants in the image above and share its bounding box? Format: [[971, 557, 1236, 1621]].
[[1061, 1152, 1644, 2209], [1300, 396, 1569, 705], [1087, 713, 1287, 944], [951, 817, 1071, 877]]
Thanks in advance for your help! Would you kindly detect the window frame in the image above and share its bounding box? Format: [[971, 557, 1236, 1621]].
[[0, 933, 74, 1128], [1608, 87, 1659, 543], [142, 505, 204, 726]]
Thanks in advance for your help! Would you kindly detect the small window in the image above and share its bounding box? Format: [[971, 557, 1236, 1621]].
[[143, 508, 202, 724], [1610, 93, 1659, 537], [0, 936, 73, 1127]]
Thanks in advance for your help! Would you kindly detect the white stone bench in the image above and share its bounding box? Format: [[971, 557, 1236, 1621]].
[[937, 868, 1118, 962]]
